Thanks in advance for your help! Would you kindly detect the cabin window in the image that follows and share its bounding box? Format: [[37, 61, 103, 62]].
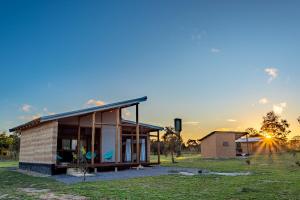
[[71, 140, 77, 150], [223, 141, 229, 147], [62, 139, 71, 150], [62, 139, 77, 150]]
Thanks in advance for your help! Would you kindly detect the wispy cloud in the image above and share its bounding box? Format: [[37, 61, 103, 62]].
[[259, 97, 269, 104], [227, 119, 237, 122], [85, 99, 105, 107], [273, 102, 287, 115], [43, 107, 55, 115], [211, 48, 221, 53], [123, 108, 131, 117], [265, 68, 278, 83], [21, 104, 31, 112], [183, 121, 200, 125], [19, 114, 41, 121], [216, 127, 230, 131], [191, 30, 206, 40]]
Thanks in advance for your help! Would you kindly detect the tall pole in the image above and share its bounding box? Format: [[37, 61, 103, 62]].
[[91, 112, 96, 165], [115, 108, 120, 163], [77, 117, 81, 166], [136, 104, 140, 164], [246, 133, 249, 156], [157, 131, 160, 164]]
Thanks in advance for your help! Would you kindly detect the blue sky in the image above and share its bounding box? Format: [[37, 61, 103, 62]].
[[1, 0, 300, 140]]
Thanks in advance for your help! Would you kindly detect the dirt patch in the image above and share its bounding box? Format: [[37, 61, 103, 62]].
[[16, 169, 50, 177], [40, 193, 88, 200], [19, 188, 50, 193], [18, 188, 87, 200], [208, 172, 251, 176]]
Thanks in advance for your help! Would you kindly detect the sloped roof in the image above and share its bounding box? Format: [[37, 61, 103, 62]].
[[235, 137, 262, 143], [199, 131, 248, 141], [10, 96, 147, 132], [122, 120, 164, 131]]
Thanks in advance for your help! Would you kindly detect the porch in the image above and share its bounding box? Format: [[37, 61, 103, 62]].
[[55, 104, 162, 172]]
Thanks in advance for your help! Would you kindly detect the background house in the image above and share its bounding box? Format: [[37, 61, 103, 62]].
[[235, 137, 262, 155], [199, 131, 247, 158]]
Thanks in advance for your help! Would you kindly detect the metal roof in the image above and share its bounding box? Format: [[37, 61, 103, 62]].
[[10, 96, 147, 132], [122, 119, 164, 131], [199, 131, 248, 141], [235, 137, 262, 143]]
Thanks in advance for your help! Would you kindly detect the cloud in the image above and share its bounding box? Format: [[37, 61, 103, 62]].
[[123, 108, 131, 117], [85, 99, 105, 107], [265, 68, 278, 83], [191, 30, 206, 40], [259, 97, 269, 104], [216, 127, 230, 131], [21, 104, 31, 112], [273, 102, 287, 115], [227, 119, 237, 122], [183, 121, 200, 125], [211, 48, 221, 53], [19, 114, 41, 121], [43, 107, 55, 115]]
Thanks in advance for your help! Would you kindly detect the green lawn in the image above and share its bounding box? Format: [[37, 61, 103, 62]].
[[0, 154, 300, 199]]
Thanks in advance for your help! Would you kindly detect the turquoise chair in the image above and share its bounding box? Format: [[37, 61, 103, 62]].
[[85, 151, 97, 160], [56, 154, 63, 161], [104, 151, 113, 161]]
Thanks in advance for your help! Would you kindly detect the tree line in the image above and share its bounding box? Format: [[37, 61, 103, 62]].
[[1, 111, 300, 161], [151, 111, 300, 163], [0, 131, 20, 160]]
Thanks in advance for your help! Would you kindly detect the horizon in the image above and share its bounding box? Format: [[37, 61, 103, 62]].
[[1, 0, 300, 141]]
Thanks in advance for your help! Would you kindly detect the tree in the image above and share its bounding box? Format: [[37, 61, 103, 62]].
[[78, 146, 88, 182], [245, 128, 262, 137], [289, 136, 300, 152], [162, 127, 182, 163], [150, 140, 164, 155], [8, 132, 20, 159], [261, 111, 290, 143], [186, 139, 201, 152]]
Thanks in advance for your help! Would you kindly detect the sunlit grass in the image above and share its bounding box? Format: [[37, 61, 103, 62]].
[[0, 153, 300, 199]]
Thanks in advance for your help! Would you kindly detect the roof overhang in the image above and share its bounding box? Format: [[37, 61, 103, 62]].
[[199, 131, 248, 141], [235, 137, 262, 143], [10, 96, 147, 132], [121, 119, 164, 132]]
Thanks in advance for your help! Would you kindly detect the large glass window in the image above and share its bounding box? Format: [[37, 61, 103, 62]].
[[62, 139, 77, 150], [62, 139, 71, 150]]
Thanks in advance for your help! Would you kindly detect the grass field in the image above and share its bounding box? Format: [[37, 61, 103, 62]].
[[0, 153, 299, 199]]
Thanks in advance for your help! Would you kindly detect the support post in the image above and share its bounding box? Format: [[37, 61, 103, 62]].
[[147, 133, 150, 163], [157, 131, 160, 164], [246, 133, 249, 156], [131, 130, 134, 163], [119, 110, 123, 163], [77, 117, 81, 166], [136, 104, 140, 164], [115, 108, 120, 163], [91, 112, 96, 165], [99, 112, 102, 163]]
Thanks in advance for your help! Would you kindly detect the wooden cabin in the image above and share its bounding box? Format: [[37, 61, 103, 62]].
[[199, 131, 247, 158], [10, 96, 163, 175]]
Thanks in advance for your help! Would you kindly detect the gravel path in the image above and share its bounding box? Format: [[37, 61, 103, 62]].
[[52, 166, 200, 184]]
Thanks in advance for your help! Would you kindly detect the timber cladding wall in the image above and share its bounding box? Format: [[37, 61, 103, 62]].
[[201, 134, 217, 158], [215, 133, 236, 158], [19, 121, 58, 164], [201, 132, 239, 158]]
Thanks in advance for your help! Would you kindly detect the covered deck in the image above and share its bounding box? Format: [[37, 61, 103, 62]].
[[10, 96, 163, 175], [53, 97, 163, 172]]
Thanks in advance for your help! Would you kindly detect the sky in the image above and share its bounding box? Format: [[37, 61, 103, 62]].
[[1, 0, 300, 141]]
